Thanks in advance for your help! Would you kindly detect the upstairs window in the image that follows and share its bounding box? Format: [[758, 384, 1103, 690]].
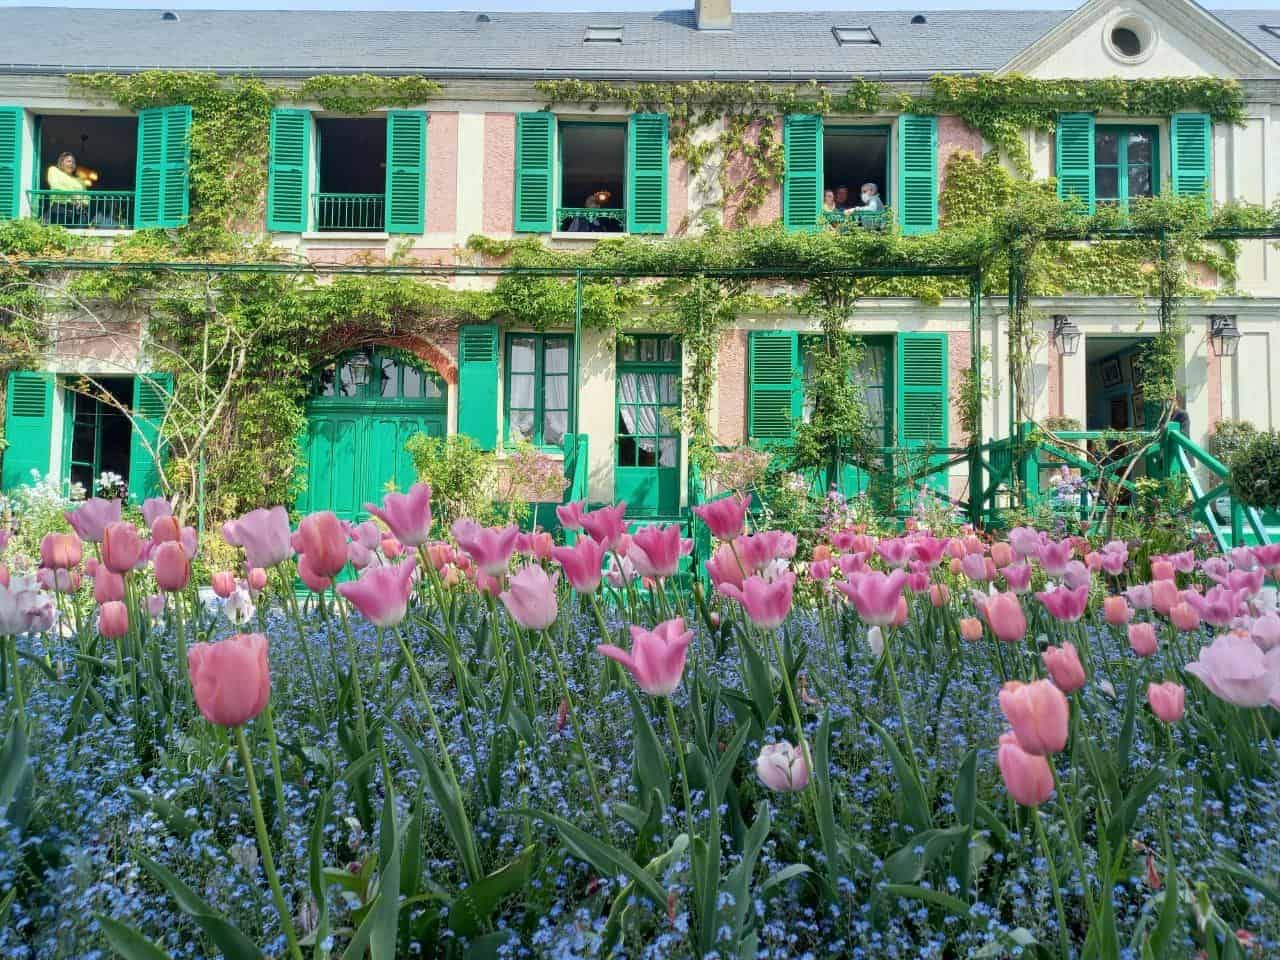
[[822, 125, 890, 227], [558, 121, 626, 233], [314, 116, 387, 232], [34, 115, 137, 229], [1094, 125, 1158, 209]]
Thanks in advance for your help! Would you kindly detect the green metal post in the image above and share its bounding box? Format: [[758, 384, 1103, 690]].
[[969, 270, 983, 526]]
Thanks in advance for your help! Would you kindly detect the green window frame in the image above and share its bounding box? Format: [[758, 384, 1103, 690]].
[[556, 119, 627, 234], [615, 335, 682, 468], [799, 334, 893, 445], [1094, 124, 1159, 210], [504, 333, 574, 450]]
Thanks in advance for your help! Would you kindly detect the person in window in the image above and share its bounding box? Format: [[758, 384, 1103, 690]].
[[822, 188, 844, 227], [833, 185, 853, 212], [46, 152, 90, 225], [855, 183, 884, 212]]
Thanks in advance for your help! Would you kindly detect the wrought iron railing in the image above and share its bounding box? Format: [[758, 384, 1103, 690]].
[[29, 190, 135, 229], [556, 207, 626, 233], [823, 209, 887, 230], [313, 193, 386, 232]]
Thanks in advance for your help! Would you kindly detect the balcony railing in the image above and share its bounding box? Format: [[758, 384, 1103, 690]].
[[823, 209, 887, 230], [313, 193, 386, 232], [556, 207, 626, 233], [28, 190, 135, 229]]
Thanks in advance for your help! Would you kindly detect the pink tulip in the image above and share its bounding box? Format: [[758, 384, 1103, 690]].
[[580, 503, 628, 551], [1182, 586, 1246, 628], [945, 537, 966, 560], [516, 531, 554, 562], [930, 583, 950, 608], [42, 532, 83, 571], [837, 552, 868, 578], [381, 536, 404, 558], [337, 558, 417, 628], [1168, 602, 1201, 633], [1128, 622, 1159, 657], [959, 617, 983, 642], [705, 542, 747, 591], [911, 536, 947, 568], [1099, 550, 1128, 576], [809, 559, 833, 582], [1001, 563, 1032, 595], [1151, 579, 1179, 616], [597, 617, 692, 697], [140, 497, 172, 529], [499, 565, 560, 631], [628, 524, 686, 580], [1186, 632, 1280, 707], [98, 600, 128, 638], [998, 679, 1069, 755], [718, 573, 795, 630], [151, 515, 181, 544], [1147, 682, 1186, 723], [65, 498, 121, 543], [211, 571, 236, 599], [94, 569, 124, 604], [1036, 584, 1089, 623], [1062, 560, 1091, 591], [147, 593, 166, 619], [905, 567, 930, 594], [552, 538, 607, 594], [755, 741, 810, 792], [1039, 539, 1072, 577], [1009, 527, 1042, 560], [876, 538, 912, 569], [1251, 613, 1280, 651], [1103, 595, 1132, 626], [152, 541, 190, 592], [297, 554, 332, 593], [961, 553, 990, 582], [1125, 584, 1153, 610], [974, 591, 1027, 642], [364, 483, 433, 548], [225, 506, 293, 570], [187, 633, 271, 727], [292, 511, 349, 578], [452, 519, 519, 577], [737, 531, 797, 572], [247, 567, 268, 592], [473, 569, 504, 598], [101, 522, 142, 574], [1151, 560, 1175, 582], [836, 569, 908, 627], [555, 499, 588, 531], [997, 732, 1055, 807], [693, 495, 750, 541], [38, 567, 80, 593], [988, 542, 1012, 569], [1168, 550, 1196, 574], [1043, 642, 1086, 693], [1226, 568, 1265, 597], [1084, 551, 1102, 573]]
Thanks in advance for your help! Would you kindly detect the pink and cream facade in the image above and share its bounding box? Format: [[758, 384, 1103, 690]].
[[1, 0, 1279, 515]]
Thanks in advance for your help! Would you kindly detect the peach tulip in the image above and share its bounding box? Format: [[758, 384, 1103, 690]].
[[998, 679, 1069, 755], [187, 632, 271, 727]]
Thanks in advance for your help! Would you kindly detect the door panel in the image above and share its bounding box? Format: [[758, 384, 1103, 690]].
[[615, 341, 681, 517]]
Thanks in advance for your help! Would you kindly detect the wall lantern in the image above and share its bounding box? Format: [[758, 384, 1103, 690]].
[[1208, 314, 1241, 357], [347, 350, 373, 386], [1051, 315, 1082, 357]]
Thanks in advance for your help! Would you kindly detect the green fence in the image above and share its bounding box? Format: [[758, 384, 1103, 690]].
[[29, 190, 135, 229], [313, 193, 386, 232]]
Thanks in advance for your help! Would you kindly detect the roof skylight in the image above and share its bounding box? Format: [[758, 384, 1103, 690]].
[[584, 25, 623, 43], [833, 26, 879, 46]]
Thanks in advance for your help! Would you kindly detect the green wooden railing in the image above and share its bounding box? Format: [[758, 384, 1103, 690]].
[[1165, 428, 1270, 550], [313, 193, 386, 232], [556, 207, 626, 232], [29, 189, 135, 229], [558, 433, 589, 542]]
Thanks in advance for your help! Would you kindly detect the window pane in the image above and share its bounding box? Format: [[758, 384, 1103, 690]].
[[378, 358, 398, 398], [338, 363, 358, 397], [1127, 130, 1153, 164], [659, 374, 679, 404], [509, 373, 536, 409], [422, 376, 443, 401], [509, 337, 537, 373], [659, 438, 677, 467], [620, 340, 637, 362], [1095, 131, 1120, 164], [544, 409, 567, 448], [509, 409, 534, 442], [1128, 165, 1153, 199], [662, 338, 676, 362], [544, 374, 569, 411], [545, 339, 570, 374], [318, 364, 337, 396], [640, 339, 656, 361], [402, 365, 422, 398], [1095, 167, 1120, 203]]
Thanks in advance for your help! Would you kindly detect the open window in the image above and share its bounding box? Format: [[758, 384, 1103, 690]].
[[557, 121, 626, 233], [314, 117, 387, 232], [822, 126, 890, 227], [63, 376, 134, 497], [34, 115, 137, 228]]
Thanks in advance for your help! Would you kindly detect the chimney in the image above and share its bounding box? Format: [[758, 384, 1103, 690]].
[[695, 0, 731, 30]]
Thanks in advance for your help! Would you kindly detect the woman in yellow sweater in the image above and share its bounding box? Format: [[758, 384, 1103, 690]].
[[45, 151, 89, 224]]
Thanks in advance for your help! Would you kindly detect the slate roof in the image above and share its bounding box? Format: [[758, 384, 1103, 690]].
[[0, 7, 1274, 80]]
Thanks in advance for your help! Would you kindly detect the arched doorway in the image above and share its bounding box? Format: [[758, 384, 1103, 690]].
[[299, 348, 447, 520]]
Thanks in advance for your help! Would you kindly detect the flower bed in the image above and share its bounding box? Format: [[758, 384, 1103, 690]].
[[0, 489, 1278, 958]]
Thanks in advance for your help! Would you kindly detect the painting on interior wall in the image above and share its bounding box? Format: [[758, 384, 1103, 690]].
[[1110, 396, 1129, 429], [1100, 358, 1124, 389], [1132, 387, 1145, 428]]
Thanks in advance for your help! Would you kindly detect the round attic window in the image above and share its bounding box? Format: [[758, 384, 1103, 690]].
[[1104, 13, 1157, 64]]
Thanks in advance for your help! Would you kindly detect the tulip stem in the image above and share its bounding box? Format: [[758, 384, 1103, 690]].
[[542, 628, 608, 833], [234, 725, 303, 960], [336, 600, 369, 754], [394, 627, 463, 789], [882, 627, 922, 786], [277, 567, 327, 731], [1033, 807, 1072, 960], [263, 700, 288, 832], [663, 696, 697, 843]]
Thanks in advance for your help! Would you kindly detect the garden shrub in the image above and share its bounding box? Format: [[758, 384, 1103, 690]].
[[1208, 418, 1256, 464], [406, 433, 501, 530], [1228, 430, 1280, 509]]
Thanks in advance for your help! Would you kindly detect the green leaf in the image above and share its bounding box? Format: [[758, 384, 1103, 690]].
[[813, 711, 844, 889], [884, 826, 970, 884], [737, 629, 776, 730], [870, 718, 932, 835], [601, 833, 689, 953], [882, 883, 971, 919], [308, 790, 332, 960], [97, 915, 174, 960], [1147, 866, 1180, 959], [0, 719, 29, 813], [137, 854, 262, 960], [951, 748, 977, 901], [126, 788, 199, 840], [1212, 859, 1280, 912], [1106, 765, 1165, 855], [513, 808, 668, 907], [369, 783, 402, 960], [627, 686, 671, 805], [725, 804, 771, 941], [1116, 669, 1140, 787], [448, 844, 539, 940], [713, 720, 751, 803]]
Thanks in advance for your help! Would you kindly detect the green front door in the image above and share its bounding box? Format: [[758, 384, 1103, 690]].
[[301, 349, 446, 520], [615, 335, 681, 517]]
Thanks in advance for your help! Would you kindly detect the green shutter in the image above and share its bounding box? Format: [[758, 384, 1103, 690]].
[[2, 371, 54, 490], [267, 109, 311, 233], [134, 106, 191, 229], [128, 373, 173, 503], [747, 331, 801, 444], [1170, 112, 1211, 206], [1055, 112, 1095, 213], [896, 114, 938, 235], [0, 106, 22, 221], [514, 113, 554, 233], [896, 333, 949, 492], [782, 114, 822, 232], [385, 110, 426, 234], [458, 324, 499, 450], [627, 113, 668, 234]]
